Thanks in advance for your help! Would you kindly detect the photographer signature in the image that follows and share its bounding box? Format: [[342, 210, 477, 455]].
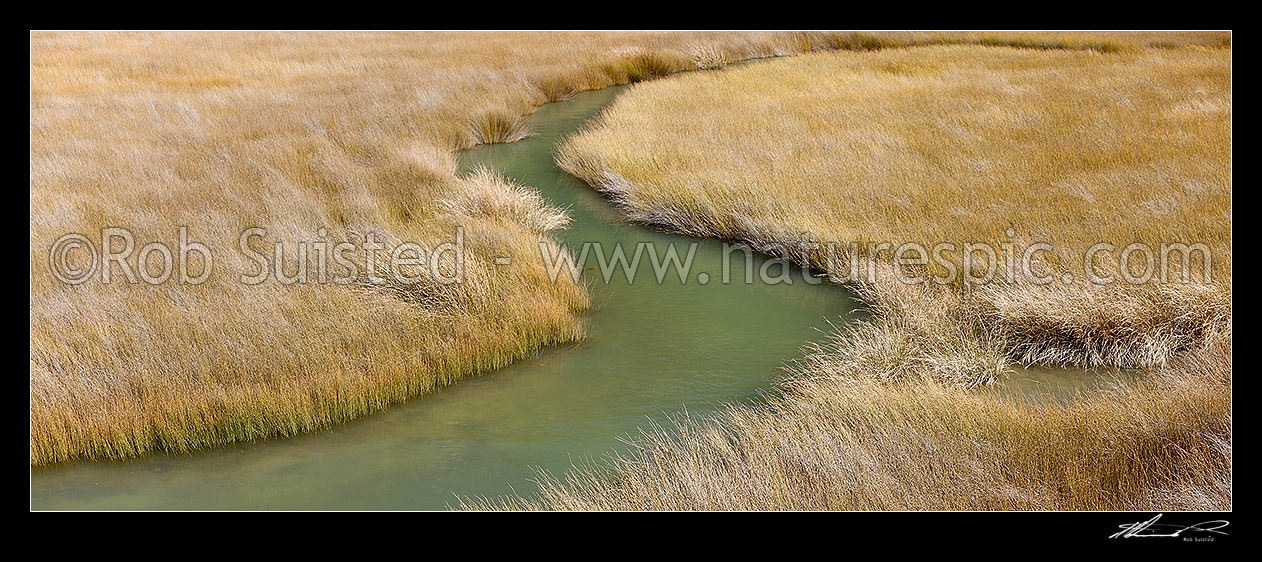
[[1110, 514, 1229, 539]]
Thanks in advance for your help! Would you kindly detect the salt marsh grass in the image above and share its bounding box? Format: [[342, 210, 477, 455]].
[[30, 31, 1229, 474]]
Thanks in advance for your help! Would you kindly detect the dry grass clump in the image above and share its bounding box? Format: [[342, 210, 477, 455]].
[[559, 42, 1231, 371], [470, 111, 535, 145], [442, 167, 573, 234], [463, 331, 1230, 511], [971, 281, 1232, 368], [800, 263, 1011, 388], [685, 45, 728, 70]]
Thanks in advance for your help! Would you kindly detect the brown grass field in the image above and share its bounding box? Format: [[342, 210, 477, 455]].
[[464, 36, 1233, 509], [31, 30, 1230, 512]]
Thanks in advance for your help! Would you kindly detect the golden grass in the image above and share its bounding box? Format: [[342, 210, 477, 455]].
[[469, 35, 1233, 510], [559, 42, 1231, 371], [30, 31, 1229, 468]]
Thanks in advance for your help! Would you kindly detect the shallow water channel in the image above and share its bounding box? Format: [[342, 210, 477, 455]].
[[30, 83, 1129, 510]]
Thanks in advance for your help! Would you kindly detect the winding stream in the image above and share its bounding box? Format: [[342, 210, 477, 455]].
[[30, 81, 1132, 510], [30, 84, 862, 510]]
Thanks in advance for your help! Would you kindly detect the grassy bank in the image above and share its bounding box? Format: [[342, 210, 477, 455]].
[[474, 38, 1232, 509], [465, 338, 1230, 510], [559, 43, 1231, 375]]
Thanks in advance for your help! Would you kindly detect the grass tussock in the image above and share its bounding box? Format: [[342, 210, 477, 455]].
[[470, 111, 534, 144], [802, 264, 1011, 388]]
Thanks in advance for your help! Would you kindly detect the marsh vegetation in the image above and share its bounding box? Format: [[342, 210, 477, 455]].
[[31, 31, 1230, 512]]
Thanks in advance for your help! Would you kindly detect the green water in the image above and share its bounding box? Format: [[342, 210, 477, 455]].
[[30, 85, 863, 510]]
